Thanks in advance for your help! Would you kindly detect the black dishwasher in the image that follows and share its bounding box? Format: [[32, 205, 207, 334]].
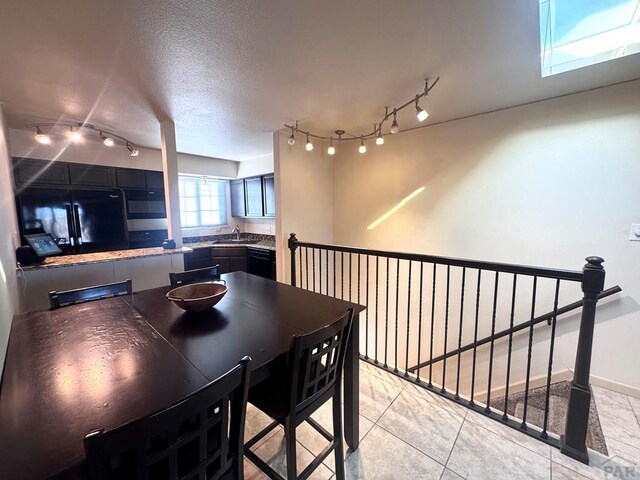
[[247, 247, 275, 280]]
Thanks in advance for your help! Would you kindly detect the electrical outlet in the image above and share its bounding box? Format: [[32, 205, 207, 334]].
[[629, 224, 640, 241]]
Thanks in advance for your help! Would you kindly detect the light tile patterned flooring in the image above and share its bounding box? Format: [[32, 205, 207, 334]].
[[243, 361, 640, 479]]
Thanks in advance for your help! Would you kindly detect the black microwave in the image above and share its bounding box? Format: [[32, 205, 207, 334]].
[[124, 189, 167, 219]]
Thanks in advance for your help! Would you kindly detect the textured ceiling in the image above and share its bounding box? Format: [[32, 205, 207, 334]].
[[1, 1, 640, 161]]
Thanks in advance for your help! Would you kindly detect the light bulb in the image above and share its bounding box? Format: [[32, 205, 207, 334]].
[[100, 132, 115, 147], [126, 143, 139, 156], [416, 106, 429, 122], [287, 133, 295, 146], [34, 127, 51, 145], [305, 134, 313, 151], [328, 145, 336, 155], [66, 127, 82, 143], [390, 115, 399, 134], [376, 136, 384, 145], [358, 139, 366, 154]]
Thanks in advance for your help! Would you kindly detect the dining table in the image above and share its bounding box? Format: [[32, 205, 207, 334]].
[[0, 271, 364, 479]]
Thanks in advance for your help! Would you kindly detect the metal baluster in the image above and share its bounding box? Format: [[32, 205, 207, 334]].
[[428, 264, 437, 388], [305, 247, 310, 290], [455, 267, 466, 399], [333, 250, 336, 297], [541, 279, 561, 439], [470, 270, 482, 406], [341, 252, 344, 300], [349, 253, 352, 301], [502, 274, 518, 420], [298, 247, 303, 290], [441, 265, 451, 393], [325, 250, 329, 296], [485, 271, 499, 413], [365, 255, 370, 360], [394, 259, 400, 373], [318, 248, 323, 294], [404, 261, 412, 378], [521, 276, 538, 430], [416, 263, 424, 383], [375, 256, 379, 364], [312, 248, 316, 292], [384, 257, 390, 368], [357, 254, 361, 304]]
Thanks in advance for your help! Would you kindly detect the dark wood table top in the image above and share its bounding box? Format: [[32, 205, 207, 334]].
[[0, 272, 364, 479]]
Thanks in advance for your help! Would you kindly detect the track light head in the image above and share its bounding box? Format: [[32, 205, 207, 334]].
[[100, 132, 115, 147], [66, 126, 82, 143], [327, 137, 336, 155], [415, 96, 429, 122], [126, 143, 139, 157], [390, 110, 399, 134], [359, 137, 367, 154], [305, 133, 313, 151], [287, 126, 296, 145], [375, 124, 384, 145], [34, 127, 51, 145]]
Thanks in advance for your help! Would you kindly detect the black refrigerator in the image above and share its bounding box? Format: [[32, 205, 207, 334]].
[[16, 187, 129, 254]]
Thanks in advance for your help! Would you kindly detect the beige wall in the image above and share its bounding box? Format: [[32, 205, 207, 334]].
[[274, 130, 333, 282], [0, 107, 19, 375], [331, 80, 640, 389]]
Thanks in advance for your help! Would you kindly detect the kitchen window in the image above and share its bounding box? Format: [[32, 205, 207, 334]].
[[179, 176, 228, 227]]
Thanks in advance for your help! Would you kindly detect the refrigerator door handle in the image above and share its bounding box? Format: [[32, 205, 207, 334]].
[[66, 205, 76, 248], [73, 205, 83, 245]]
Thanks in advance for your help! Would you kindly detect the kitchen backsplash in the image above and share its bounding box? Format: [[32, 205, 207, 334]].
[[183, 233, 275, 245]]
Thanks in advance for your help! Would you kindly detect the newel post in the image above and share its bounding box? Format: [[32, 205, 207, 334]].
[[288, 233, 299, 287], [561, 256, 605, 464]]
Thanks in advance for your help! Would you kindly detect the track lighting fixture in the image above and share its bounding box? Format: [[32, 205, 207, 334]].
[[390, 110, 400, 134], [358, 137, 367, 154], [284, 77, 439, 156], [26, 122, 140, 157], [375, 124, 384, 145], [327, 137, 336, 155], [100, 132, 115, 147], [415, 95, 429, 122], [34, 127, 51, 145]]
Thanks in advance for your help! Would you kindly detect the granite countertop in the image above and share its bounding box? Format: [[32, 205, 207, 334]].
[[17, 246, 193, 271]]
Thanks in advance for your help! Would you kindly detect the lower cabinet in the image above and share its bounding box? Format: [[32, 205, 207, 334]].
[[184, 246, 248, 274]]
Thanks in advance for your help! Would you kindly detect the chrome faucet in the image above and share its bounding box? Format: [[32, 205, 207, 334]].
[[232, 224, 241, 241]]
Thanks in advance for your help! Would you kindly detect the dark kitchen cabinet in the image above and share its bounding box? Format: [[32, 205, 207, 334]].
[[245, 177, 263, 217], [184, 246, 248, 274], [68, 164, 115, 187], [230, 179, 246, 217], [230, 174, 275, 218], [262, 174, 275, 217], [13, 158, 70, 186], [145, 171, 164, 189], [116, 168, 147, 189]]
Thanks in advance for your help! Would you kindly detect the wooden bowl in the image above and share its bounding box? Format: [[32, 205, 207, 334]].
[[166, 281, 228, 312]]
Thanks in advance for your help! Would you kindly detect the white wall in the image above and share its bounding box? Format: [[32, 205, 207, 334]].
[[274, 130, 333, 282], [331, 79, 640, 390], [0, 107, 20, 376]]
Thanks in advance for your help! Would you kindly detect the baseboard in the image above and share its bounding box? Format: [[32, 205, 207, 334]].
[[588, 373, 640, 400], [475, 369, 574, 401]]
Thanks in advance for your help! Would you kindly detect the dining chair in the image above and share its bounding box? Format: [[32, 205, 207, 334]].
[[169, 265, 221, 286], [244, 309, 354, 480], [84, 356, 251, 480], [48, 279, 133, 310]]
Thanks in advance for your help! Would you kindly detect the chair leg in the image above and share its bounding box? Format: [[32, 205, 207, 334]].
[[285, 418, 297, 479], [333, 395, 346, 480]]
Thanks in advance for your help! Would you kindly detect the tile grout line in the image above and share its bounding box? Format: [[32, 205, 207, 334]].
[[441, 409, 468, 479], [626, 394, 640, 432]]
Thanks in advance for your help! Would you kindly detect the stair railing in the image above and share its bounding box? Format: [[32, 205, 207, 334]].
[[288, 233, 617, 464]]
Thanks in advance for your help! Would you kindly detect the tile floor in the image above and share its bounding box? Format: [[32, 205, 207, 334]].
[[242, 361, 640, 479]]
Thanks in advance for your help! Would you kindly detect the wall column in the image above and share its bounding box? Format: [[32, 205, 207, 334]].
[[160, 120, 182, 248]]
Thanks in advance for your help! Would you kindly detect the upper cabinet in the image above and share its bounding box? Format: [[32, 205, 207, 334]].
[[13, 158, 70, 186], [13, 157, 164, 191], [230, 174, 275, 218]]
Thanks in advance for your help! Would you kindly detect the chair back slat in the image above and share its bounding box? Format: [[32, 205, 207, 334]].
[[169, 266, 221, 286], [84, 357, 251, 480], [290, 309, 353, 413], [49, 279, 133, 310]]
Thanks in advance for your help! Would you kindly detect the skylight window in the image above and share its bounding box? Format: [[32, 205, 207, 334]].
[[540, 0, 640, 76]]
